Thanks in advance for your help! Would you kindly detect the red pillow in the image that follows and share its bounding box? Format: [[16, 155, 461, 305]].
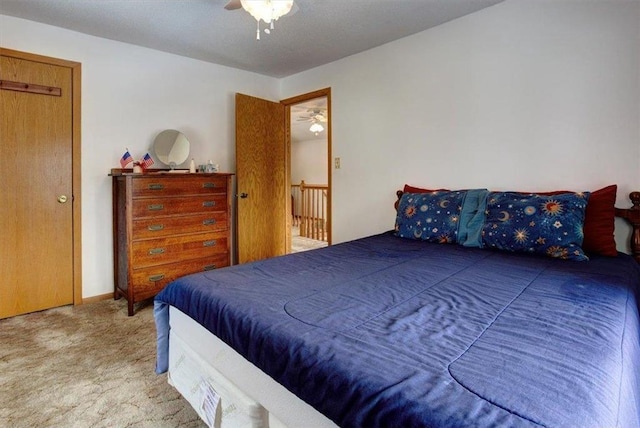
[[522, 185, 618, 257], [581, 185, 618, 256], [403, 184, 449, 193]]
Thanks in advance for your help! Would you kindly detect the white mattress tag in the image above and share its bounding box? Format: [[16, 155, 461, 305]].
[[200, 379, 220, 428]]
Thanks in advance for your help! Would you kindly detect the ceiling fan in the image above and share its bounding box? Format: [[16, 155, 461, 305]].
[[224, 0, 298, 13], [295, 108, 327, 123], [225, 0, 298, 39], [224, 0, 242, 10], [294, 108, 327, 136]]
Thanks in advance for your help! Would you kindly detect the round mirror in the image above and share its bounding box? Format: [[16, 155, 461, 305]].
[[153, 129, 190, 169]]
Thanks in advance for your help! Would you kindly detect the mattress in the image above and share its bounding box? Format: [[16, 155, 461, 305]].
[[167, 306, 337, 428], [156, 231, 640, 427], [168, 323, 267, 428]]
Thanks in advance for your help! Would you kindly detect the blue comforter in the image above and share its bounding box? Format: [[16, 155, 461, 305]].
[[155, 232, 640, 428]]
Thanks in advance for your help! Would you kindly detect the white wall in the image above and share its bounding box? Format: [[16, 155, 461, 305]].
[[291, 138, 328, 185], [1, 15, 280, 299], [281, 0, 640, 251], [2, 0, 639, 298]]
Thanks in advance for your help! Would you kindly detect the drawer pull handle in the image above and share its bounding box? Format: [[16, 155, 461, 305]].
[[203, 182, 216, 189], [149, 274, 165, 282], [148, 183, 164, 190], [148, 224, 164, 231], [148, 204, 164, 211], [203, 240, 217, 247], [203, 201, 216, 207], [203, 219, 216, 226], [148, 247, 166, 255], [203, 264, 216, 271]]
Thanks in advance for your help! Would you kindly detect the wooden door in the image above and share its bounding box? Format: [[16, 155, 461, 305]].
[[0, 50, 79, 318], [235, 93, 288, 264]]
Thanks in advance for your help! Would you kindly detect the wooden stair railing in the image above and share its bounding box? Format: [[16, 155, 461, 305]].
[[291, 184, 302, 227], [291, 180, 328, 241]]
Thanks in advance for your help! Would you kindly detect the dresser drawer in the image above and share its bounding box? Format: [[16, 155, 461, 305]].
[[133, 212, 228, 239], [132, 176, 227, 197], [132, 195, 227, 218], [132, 232, 228, 268], [130, 254, 230, 301]]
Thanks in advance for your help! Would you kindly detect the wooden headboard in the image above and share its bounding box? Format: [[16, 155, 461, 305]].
[[615, 192, 640, 263], [395, 190, 640, 263]]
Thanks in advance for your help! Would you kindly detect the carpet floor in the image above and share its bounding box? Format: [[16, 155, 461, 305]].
[[291, 226, 328, 253], [0, 299, 206, 428]]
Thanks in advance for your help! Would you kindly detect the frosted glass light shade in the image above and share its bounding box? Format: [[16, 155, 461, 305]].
[[240, 0, 294, 23], [310, 123, 324, 135]]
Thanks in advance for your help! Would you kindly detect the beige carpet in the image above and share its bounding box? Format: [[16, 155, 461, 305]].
[[0, 299, 206, 428], [291, 226, 328, 253]]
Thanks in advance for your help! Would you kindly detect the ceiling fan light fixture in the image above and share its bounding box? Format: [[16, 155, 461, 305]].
[[240, 0, 294, 39], [310, 123, 324, 136]]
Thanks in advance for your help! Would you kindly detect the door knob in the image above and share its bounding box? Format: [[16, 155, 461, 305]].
[[239, 193, 248, 199], [57, 195, 68, 204]]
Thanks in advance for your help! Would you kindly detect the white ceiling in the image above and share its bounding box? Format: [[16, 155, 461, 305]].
[[0, 0, 505, 78], [0, 0, 504, 141]]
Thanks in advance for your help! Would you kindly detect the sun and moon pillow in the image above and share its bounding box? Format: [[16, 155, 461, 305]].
[[394, 190, 468, 244], [482, 191, 590, 261], [395, 184, 618, 261]]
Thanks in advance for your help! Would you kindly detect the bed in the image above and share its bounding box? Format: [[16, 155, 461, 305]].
[[155, 185, 640, 428]]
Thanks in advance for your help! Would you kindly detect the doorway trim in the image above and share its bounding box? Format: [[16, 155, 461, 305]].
[[1, 47, 82, 305], [281, 87, 332, 249]]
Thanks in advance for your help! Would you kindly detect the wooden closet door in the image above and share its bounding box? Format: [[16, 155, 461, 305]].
[[0, 53, 74, 318]]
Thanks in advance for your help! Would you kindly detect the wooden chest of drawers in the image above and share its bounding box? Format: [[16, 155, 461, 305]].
[[110, 171, 233, 315]]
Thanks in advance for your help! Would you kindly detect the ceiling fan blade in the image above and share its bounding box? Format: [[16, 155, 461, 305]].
[[288, 2, 300, 17], [224, 0, 242, 11]]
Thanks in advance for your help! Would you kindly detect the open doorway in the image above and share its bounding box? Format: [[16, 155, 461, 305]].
[[282, 89, 331, 254], [290, 97, 329, 252]]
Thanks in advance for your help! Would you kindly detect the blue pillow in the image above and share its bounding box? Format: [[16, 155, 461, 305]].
[[395, 191, 467, 243], [481, 191, 591, 261]]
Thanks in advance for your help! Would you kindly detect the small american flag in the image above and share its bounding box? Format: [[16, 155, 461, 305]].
[[141, 153, 155, 169], [120, 150, 133, 168]]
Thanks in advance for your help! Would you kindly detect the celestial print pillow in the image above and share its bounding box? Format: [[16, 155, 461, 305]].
[[481, 191, 591, 261], [395, 191, 466, 243]]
